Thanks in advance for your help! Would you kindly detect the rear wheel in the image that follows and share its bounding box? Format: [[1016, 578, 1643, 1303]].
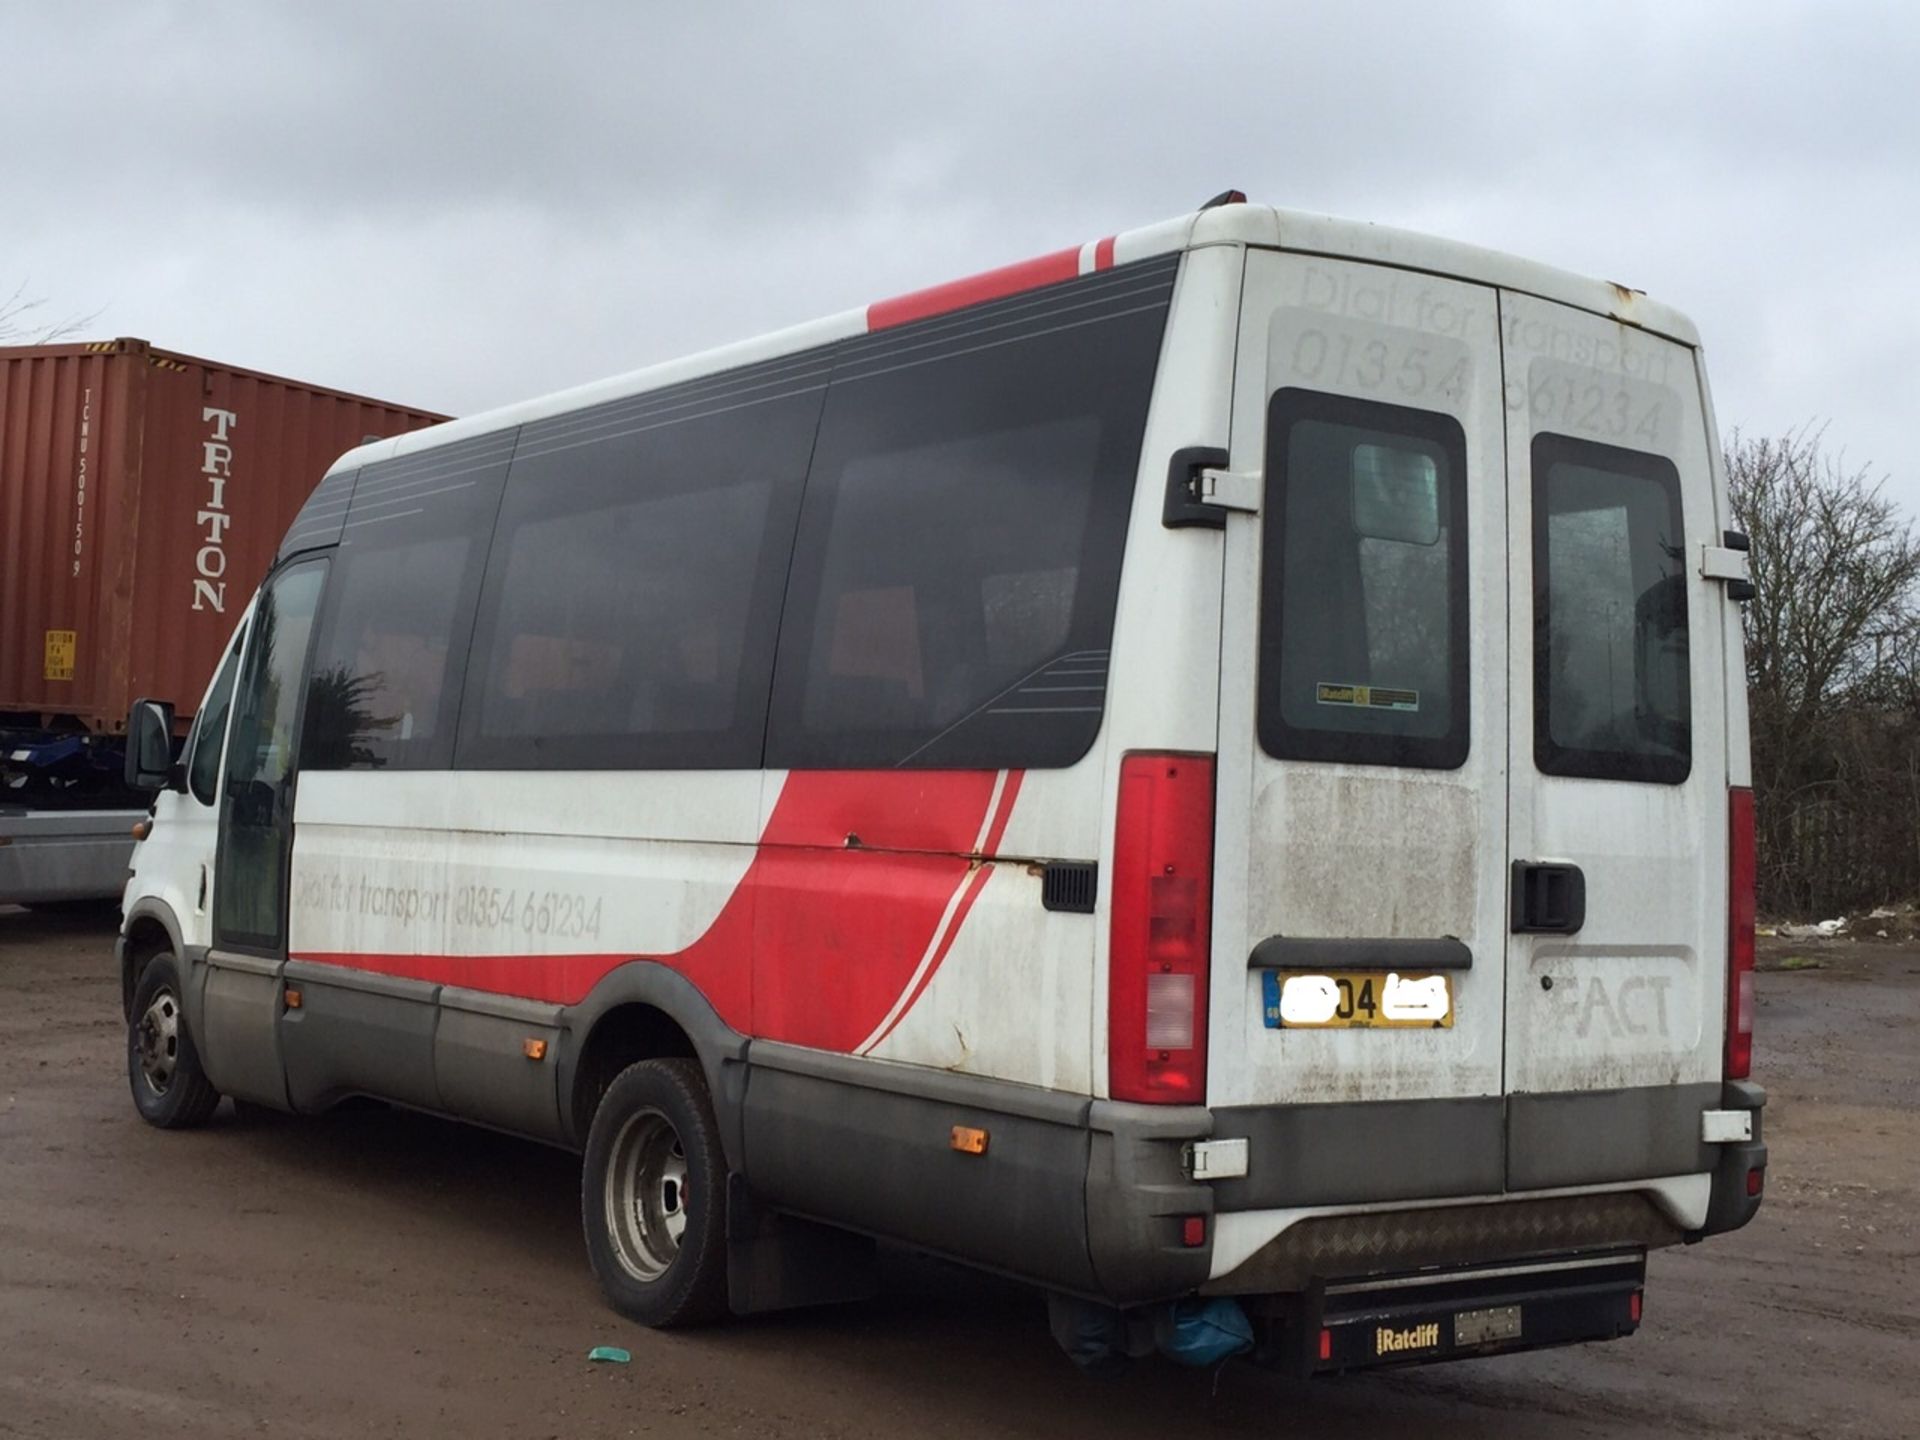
[[582, 1058, 729, 1328], [127, 951, 221, 1129]]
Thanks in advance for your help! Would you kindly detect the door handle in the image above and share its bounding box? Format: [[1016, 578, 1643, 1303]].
[[1511, 861, 1585, 934]]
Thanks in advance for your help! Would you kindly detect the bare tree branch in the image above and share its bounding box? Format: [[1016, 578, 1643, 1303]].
[[0, 281, 100, 345]]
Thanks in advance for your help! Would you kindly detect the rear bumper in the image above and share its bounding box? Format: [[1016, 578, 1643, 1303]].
[[1205, 1081, 1732, 1210], [1696, 1077, 1767, 1238], [1095, 1079, 1766, 1304]]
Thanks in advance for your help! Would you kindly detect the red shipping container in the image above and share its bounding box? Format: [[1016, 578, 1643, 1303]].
[[0, 338, 445, 730]]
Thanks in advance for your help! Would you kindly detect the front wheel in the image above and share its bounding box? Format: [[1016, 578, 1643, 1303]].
[[581, 1057, 729, 1328], [127, 950, 221, 1129]]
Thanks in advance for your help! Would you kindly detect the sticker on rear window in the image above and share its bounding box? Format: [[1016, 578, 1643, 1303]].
[[1316, 681, 1418, 712]]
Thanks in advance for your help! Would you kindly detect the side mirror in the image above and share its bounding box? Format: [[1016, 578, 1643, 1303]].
[[124, 699, 179, 791]]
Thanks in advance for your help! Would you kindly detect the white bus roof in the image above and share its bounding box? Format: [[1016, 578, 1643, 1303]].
[[331, 200, 1701, 476]]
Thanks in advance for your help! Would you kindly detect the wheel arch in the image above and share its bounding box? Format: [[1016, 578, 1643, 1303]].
[[119, 898, 186, 1023], [560, 961, 748, 1167]]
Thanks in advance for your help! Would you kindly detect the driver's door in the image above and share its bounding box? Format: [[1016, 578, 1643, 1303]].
[[196, 558, 328, 1105]]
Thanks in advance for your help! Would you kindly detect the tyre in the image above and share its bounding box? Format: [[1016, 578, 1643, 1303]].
[[582, 1057, 729, 1328], [127, 950, 222, 1129]]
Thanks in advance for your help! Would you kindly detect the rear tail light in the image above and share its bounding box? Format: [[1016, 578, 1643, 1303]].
[[1109, 752, 1215, 1104], [1726, 787, 1756, 1079]]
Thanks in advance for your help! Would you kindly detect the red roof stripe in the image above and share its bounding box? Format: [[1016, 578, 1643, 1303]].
[[867, 244, 1084, 331], [1094, 235, 1116, 271]]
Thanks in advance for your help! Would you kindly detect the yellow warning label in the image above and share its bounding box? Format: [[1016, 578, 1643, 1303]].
[[44, 629, 76, 682], [1316, 681, 1419, 713]]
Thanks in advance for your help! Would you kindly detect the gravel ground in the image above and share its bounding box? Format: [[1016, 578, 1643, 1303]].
[[2, 908, 1914, 1438]]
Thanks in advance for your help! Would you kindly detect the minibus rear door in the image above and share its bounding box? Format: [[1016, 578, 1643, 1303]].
[[1497, 290, 1727, 1194], [1206, 250, 1513, 1206]]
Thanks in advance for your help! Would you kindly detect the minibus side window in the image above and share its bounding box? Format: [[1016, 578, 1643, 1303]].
[[1531, 434, 1690, 783], [767, 259, 1174, 770], [479, 480, 770, 744], [297, 436, 513, 772], [456, 374, 821, 770], [302, 535, 472, 769], [1258, 389, 1470, 769]]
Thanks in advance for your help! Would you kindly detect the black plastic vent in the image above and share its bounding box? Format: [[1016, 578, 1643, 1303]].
[[1042, 861, 1098, 914]]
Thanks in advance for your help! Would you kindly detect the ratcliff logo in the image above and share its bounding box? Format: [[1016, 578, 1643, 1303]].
[[1375, 1322, 1440, 1355]]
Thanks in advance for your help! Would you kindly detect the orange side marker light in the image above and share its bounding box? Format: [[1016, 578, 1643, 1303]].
[[523, 1038, 548, 1061], [283, 988, 303, 1010], [950, 1125, 989, 1155]]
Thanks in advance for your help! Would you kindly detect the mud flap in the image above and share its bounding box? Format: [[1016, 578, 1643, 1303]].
[[725, 1174, 877, 1316]]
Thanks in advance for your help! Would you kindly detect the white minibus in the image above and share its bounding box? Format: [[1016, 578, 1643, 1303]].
[[118, 193, 1764, 1372]]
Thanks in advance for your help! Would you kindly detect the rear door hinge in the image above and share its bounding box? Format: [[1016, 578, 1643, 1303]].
[[1163, 446, 1258, 527], [1198, 467, 1261, 515], [1701, 531, 1754, 602], [1185, 1137, 1249, 1180]]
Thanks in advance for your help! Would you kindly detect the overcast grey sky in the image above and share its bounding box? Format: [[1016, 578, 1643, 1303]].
[[5, 2, 1916, 502]]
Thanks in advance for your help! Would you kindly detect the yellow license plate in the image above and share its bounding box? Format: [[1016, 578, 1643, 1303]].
[[1260, 970, 1454, 1029]]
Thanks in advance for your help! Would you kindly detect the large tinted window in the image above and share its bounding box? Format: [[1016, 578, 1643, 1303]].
[[1532, 433, 1689, 783], [766, 257, 1175, 769], [1258, 389, 1470, 769], [299, 433, 512, 771], [456, 361, 824, 769]]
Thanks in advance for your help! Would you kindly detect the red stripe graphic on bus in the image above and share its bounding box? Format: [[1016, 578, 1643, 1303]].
[[293, 769, 1024, 1054], [867, 247, 1083, 331]]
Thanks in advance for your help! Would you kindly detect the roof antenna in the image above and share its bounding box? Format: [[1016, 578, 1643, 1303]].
[[1200, 189, 1247, 209]]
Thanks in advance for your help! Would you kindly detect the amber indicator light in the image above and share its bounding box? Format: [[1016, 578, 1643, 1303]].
[[949, 1125, 989, 1155]]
